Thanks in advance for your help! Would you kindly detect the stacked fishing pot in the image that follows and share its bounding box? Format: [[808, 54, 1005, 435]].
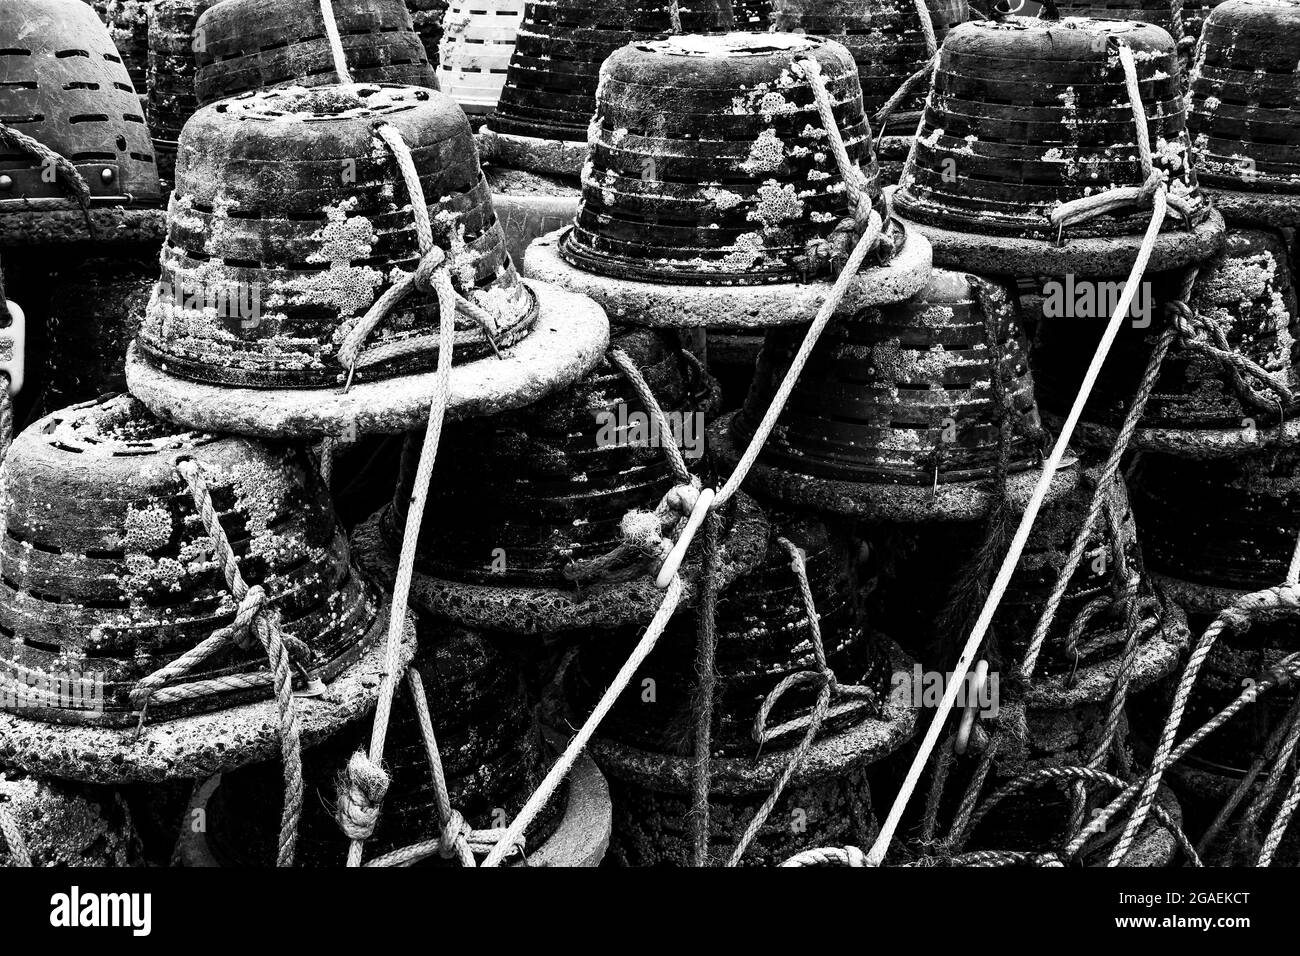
[[349, 322, 771, 862], [771, 0, 970, 180], [178, 627, 605, 866], [117, 59, 613, 863], [192, 0, 438, 108], [0, 393, 407, 871], [871, 13, 1232, 863], [0, 0, 165, 247], [480, 1, 768, 266], [147, 0, 214, 190], [1, 0, 166, 494], [522, 30, 934, 863], [436, 0, 526, 121], [1112, 0, 1300, 865]]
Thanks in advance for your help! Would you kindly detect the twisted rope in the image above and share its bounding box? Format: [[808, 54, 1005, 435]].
[[1049, 43, 1194, 234], [1197, 689, 1300, 856], [1108, 547, 1300, 864], [1170, 300, 1294, 415], [0, 121, 96, 236], [358, 670, 522, 866], [174, 460, 303, 867], [690, 512, 722, 866], [873, 53, 939, 143]]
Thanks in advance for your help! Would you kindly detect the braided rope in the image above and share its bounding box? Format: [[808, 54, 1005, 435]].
[[176, 460, 303, 867], [319, 0, 355, 83]]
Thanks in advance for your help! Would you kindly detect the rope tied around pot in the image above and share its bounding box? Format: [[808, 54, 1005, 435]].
[[339, 118, 496, 868], [126, 458, 307, 867], [335, 123, 508, 393], [1050, 42, 1196, 238], [481, 49, 888, 867], [723, 538, 879, 866], [1168, 299, 1295, 416]]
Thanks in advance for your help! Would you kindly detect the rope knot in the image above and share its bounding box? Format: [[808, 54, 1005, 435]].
[[336, 751, 390, 841], [413, 247, 447, 294], [1136, 168, 1165, 206], [438, 808, 468, 859], [229, 585, 268, 650]]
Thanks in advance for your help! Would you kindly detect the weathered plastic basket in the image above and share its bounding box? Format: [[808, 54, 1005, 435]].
[[1, 0, 164, 246], [894, 16, 1224, 277], [437, 0, 526, 116]]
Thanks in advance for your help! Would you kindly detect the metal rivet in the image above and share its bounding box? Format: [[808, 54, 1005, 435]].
[[0, 175, 12, 191], [100, 167, 115, 184]]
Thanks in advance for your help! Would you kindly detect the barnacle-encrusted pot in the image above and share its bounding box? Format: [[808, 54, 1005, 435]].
[[126, 82, 609, 439], [893, 16, 1224, 277], [1029, 228, 1300, 456], [563, 32, 892, 285], [479, 3, 766, 264], [350, 328, 770, 634], [193, 0, 438, 105], [0, 395, 413, 784], [770, 0, 970, 178], [1130, 448, 1300, 778], [487, 0, 747, 159], [712, 269, 1075, 521], [180, 627, 610, 867], [521, 32, 932, 329], [147, 0, 215, 188], [1186, 0, 1300, 228], [576, 595, 916, 867], [0, 0, 164, 246], [0, 769, 143, 866], [1053, 0, 1224, 47], [437, 0, 526, 118], [570, 516, 893, 755]]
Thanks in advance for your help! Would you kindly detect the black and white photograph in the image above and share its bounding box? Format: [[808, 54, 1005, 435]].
[[0, 0, 1292, 938]]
